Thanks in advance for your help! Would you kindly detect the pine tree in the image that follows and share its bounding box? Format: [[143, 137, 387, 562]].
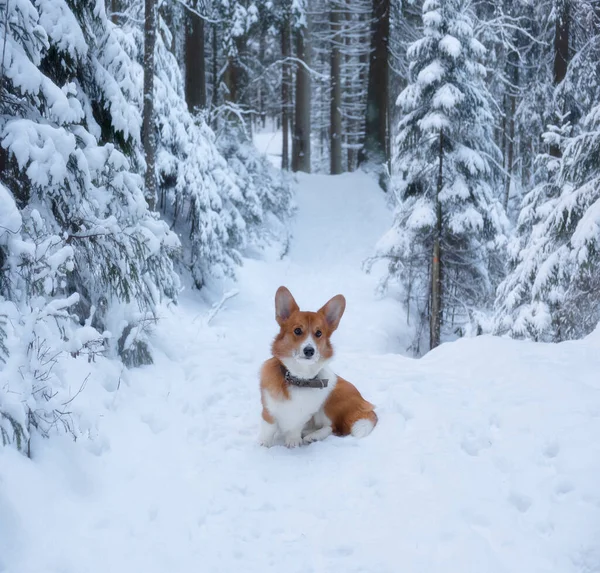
[[369, 0, 508, 353], [0, 0, 180, 451], [143, 0, 158, 209], [494, 0, 600, 341], [281, 5, 292, 170], [292, 0, 312, 173], [359, 0, 389, 171], [112, 0, 293, 289], [329, 0, 343, 175], [495, 103, 600, 341], [342, 0, 371, 172], [184, 1, 207, 111]]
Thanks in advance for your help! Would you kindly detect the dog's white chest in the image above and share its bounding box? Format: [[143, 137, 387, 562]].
[[264, 368, 337, 433]]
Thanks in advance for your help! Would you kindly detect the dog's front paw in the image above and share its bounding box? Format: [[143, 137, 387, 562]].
[[284, 434, 303, 448], [303, 426, 332, 444], [258, 419, 278, 447]]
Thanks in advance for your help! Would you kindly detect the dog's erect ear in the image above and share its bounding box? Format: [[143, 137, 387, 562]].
[[275, 286, 299, 325], [318, 294, 346, 332]]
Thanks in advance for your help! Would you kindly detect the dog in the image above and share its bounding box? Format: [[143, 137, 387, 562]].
[[259, 286, 377, 448]]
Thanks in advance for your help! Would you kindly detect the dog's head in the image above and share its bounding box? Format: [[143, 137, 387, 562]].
[[271, 286, 346, 378]]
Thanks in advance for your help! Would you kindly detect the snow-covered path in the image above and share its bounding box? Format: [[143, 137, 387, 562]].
[[2, 173, 600, 573]]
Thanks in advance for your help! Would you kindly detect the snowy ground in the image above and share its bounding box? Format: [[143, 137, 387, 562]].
[[1, 166, 600, 573], [253, 126, 283, 168]]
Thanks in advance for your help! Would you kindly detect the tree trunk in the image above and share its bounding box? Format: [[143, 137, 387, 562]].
[[553, 0, 570, 86], [430, 238, 441, 350], [504, 50, 518, 209], [142, 0, 157, 210], [358, 0, 389, 167], [501, 92, 507, 170], [550, 0, 570, 158], [109, 0, 120, 24], [281, 20, 291, 170], [224, 55, 237, 104], [184, 7, 206, 112], [211, 23, 218, 107], [504, 91, 516, 209], [330, 4, 342, 175], [292, 25, 311, 173], [258, 29, 266, 128], [345, 15, 355, 172], [352, 25, 369, 171], [224, 35, 246, 109], [430, 129, 444, 351]]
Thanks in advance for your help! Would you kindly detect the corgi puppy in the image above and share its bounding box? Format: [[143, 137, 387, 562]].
[[259, 286, 377, 448]]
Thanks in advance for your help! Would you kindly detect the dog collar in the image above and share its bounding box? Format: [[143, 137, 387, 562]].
[[283, 367, 329, 389]]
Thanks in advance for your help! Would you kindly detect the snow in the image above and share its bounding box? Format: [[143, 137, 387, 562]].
[[418, 110, 450, 131], [253, 124, 284, 168], [455, 143, 487, 175], [1, 173, 600, 573], [439, 34, 462, 58], [432, 83, 464, 111], [37, 0, 88, 58], [0, 185, 22, 241], [423, 5, 442, 28], [417, 60, 445, 86], [2, 120, 76, 185], [449, 204, 485, 232], [406, 199, 436, 229]]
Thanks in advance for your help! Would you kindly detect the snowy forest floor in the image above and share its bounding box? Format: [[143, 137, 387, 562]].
[[1, 158, 600, 573]]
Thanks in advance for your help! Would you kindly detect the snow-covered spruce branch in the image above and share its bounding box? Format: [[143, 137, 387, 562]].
[[171, 0, 223, 24], [0, 295, 105, 455]]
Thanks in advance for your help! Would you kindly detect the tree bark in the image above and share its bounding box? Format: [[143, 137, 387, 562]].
[[224, 35, 246, 109], [109, 0, 120, 24], [352, 19, 369, 171], [281, 20, 291, 170], [344, 3, 356, 172], [358, 0, 389, 167], [211, 23, 218, 107], [184, 7, 206, 112], [430, 238, 441, 350], [430, 129, 444, 351], [142, 0, 157, 210], [504, 90, 516, 209], [550, 0, 570, 158], [223, 55, 237, 104], [292, 25, 311, 173], [504, 48, 518, 209], [258, 28, 266, 127], [553, 0, 570, 86], [501, 92, 507, 170], [330, 4, 343, 175]]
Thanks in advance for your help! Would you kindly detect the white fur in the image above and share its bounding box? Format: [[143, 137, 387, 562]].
[[303, 425, 332, 443], [280, 356, 323, 380], [263, 366, 337, 448], [351, 418, 375, 438], [284, 432, 303, 448], [281, 334, 323, 379], [258, 418, 278, 447]]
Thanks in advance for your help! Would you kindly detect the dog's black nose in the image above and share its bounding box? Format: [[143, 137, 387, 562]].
[[303, 346, 315, 358]]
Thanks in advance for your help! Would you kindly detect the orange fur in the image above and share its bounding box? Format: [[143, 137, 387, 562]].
[[260, 357, 289, 402], [259, 286, 377, 444], [269, 286, 342, 365], [323, 377, 378, 436]]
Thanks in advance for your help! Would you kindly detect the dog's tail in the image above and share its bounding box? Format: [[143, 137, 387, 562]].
[[350, 408, 377, 438]]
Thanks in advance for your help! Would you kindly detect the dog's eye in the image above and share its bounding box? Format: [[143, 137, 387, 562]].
[[315, 330, 322, 338], [294, 327, 302, 336]]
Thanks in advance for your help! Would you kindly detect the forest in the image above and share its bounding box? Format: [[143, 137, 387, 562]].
[[1, 0, 600, 445], [1, 2, 600, 571]]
